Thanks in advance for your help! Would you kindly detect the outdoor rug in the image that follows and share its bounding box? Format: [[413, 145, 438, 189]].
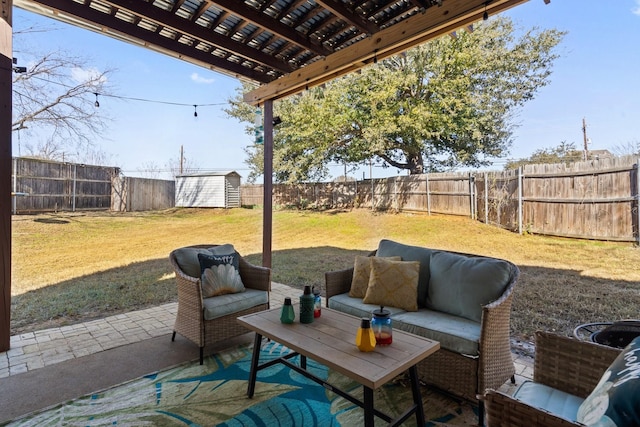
[[4, 341, 478, 426]]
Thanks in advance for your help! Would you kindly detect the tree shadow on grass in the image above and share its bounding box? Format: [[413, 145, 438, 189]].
[[10, 246, 368, 335], [10, 248, 640, 344]]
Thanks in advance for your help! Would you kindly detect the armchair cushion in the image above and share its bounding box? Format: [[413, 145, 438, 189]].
[[198, 251, 245, 297], [577, 336, 640, 426], [349, 255, 401, 298], [363, 258, 420, 312], [427, 251, 512, 322], [512, 381, 584, 423], [202, 288, 269, 321]]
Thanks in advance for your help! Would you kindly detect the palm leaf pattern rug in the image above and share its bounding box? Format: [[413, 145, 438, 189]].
[[5, 341, 477, 426]]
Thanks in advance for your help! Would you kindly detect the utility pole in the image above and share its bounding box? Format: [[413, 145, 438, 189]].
[[180, 145, 184, 175], [582, 117, 589, 161]]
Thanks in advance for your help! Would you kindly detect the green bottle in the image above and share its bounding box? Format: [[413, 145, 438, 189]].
[[280, 297, 295, 324], [299, 285, 315, 324]]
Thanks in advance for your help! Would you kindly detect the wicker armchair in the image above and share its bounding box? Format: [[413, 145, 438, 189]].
[[169, 244, 271, 364], [483, 331, 622, 427], [325, 248, 519, 424]]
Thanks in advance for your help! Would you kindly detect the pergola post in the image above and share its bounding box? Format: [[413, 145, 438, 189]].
[[0, 0, 13, 352], [262, 99, 273, 268]]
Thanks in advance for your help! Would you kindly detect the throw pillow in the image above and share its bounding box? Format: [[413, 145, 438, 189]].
[[172, 244, 237, 278], [577, 336, 640, 426], [426, 251, 512, 323], [349, 255, 401, 298], [362, 257, 420, 312], [198, 252, 245, 298], [376, 239, 436, 308]]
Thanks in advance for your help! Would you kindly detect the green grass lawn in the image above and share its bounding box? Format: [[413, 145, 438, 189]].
[[10, 208, 640, 344]]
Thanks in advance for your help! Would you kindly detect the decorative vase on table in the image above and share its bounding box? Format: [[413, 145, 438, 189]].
[[372, 306, 392, 345], [312, 286, 321, 318], [280, 297, 295, 324], [355, 318, 377, 352], [299, 285, 315, 324]]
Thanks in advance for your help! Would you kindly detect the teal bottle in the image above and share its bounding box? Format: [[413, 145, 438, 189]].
[[280, 297, 295, 324], [299, 285, 315, 324]]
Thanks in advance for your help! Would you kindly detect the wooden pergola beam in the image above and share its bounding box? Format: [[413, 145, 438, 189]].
[[245, 0, 528, 105]]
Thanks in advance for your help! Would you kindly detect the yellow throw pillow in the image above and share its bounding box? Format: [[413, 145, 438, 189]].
[[363, 258, 420, 311], [349, 255, 401, 298]]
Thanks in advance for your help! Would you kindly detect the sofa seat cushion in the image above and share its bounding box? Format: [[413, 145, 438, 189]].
[[392, 309, 481, 356], [376, 239, 436, 308], [513, 381, 583, 423], [328, 293, 406, 319], [203, 289, 269, 321]]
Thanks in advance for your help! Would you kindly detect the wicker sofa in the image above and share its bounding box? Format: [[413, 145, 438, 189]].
[[325, 239, 519, 420], [169, 244, 271, 364], [483, 331, 623, 427]]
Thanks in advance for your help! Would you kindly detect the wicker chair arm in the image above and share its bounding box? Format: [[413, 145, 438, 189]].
[[477, 264, 519, 392], [533, 331, 621, 398], [324, 268, 354, 302], [238, 257, 271, 292], [483, 389, 582, 427]]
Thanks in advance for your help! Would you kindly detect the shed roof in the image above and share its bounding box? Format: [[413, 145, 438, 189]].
[[176, 170, 241, 178]]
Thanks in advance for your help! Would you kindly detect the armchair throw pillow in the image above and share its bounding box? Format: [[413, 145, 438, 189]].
[[577, 336, 640, 426], [363, 257, 420, 312], [198, 251, 245, 298]]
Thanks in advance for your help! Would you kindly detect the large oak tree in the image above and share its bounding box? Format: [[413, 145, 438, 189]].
[[227, 17, 565, 183]]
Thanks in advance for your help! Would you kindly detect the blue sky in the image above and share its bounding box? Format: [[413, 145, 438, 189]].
[[11, 0, 640, 181]]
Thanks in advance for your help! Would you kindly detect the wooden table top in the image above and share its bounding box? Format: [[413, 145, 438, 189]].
[[237, 306, 440, 389]]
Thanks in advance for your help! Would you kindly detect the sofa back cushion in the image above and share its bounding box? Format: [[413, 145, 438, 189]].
[[427, 251, 512, 322], [376, 239, 436, 308]]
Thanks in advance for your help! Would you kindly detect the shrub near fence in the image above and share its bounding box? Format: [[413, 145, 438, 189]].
[[241, 155, 639, 243]]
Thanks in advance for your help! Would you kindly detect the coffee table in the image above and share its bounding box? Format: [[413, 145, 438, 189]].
[[237, 306, 440, 426]]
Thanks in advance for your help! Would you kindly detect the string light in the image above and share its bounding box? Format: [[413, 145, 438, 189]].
[[483, 1, 489, 20], [193, 105, 198, 117], [19, 74, 228, 117]]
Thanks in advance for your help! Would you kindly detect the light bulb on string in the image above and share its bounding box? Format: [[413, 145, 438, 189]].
[[193, 105, 198, 118], [483, 1, 489, 20], [94, 93, 100, 108]]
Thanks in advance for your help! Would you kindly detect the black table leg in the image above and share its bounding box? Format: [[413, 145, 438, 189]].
[[409, 365, 425, 426], [247, 333, 263, 398], [300, 354, 307, 370], [363, 386, 374, 427]]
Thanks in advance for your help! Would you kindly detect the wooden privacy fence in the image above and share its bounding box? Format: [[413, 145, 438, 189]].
[[11, 158, 119, 214], [11, 158, 176, 213], [241, 155, 640, 243], [112, 176, 175, 212]]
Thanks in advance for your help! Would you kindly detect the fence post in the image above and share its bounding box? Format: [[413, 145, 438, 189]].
[[484, 172, 489, 225], [394, 177, 398, 212], [468, 173, 475, 219], [11, 158, 16, 214], [426, 173, 431, 215], [72, 164, 77, 212], [371, 177, 374, 211], [518, 167, 523, 235], [636, 159, 640, 246]]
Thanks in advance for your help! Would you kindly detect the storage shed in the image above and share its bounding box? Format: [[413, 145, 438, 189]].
[[175, 171, 241, 208]]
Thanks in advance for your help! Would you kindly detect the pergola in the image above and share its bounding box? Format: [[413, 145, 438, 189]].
[[0, 0, 533, 351]]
